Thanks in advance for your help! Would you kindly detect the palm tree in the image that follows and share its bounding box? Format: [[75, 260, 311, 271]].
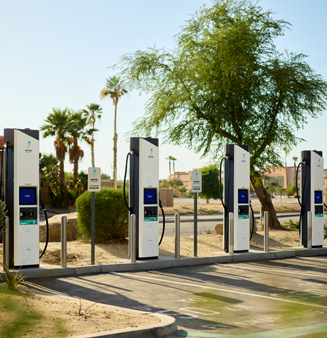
[[172, 156, 177, 174], [67, 111, 92, 184], [100, 76, 128, 189], [166, 156, 177, 180], [40, 108, 70, 183], [82, 103, 102, 167]]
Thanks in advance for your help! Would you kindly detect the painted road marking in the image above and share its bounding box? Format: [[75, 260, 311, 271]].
[[111, 272, 327, 309], [215, 263, 327, 279], [177, 322, 327, 337], [297, 256, 327, 261]]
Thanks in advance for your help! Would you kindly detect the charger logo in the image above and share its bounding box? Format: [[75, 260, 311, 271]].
[[242, 153, 246, 162], [90, 169, 98, 182], [148, 148, 154, 158], [318, 159, 321, 166], [25, 140, 32, 153]]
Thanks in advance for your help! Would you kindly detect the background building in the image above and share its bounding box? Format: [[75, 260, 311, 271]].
[[170, 171, 191, 190]]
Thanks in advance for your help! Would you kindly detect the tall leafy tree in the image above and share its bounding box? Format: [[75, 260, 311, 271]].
[[40, 108, 70, 183], [67, 111, 92, 184], [114, 0, 327, 228], [100, 76, 128, 189], [199, 164, 221, 203], [82, 103, 102, 167]]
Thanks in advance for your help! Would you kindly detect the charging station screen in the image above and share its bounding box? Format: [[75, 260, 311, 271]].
[[144, 189, 157, 204], [19, 187, 37, 205], [238, 189, 248, 203], [314, 191, 322, 204]]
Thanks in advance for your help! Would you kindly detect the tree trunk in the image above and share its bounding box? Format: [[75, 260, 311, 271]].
[[91, 138, 95, 167], [73, 160, 78, 185], [73, 140, 78, 185], [59, 160, 65, 184], [250, 175, 284, 229], [113, 100, 118, 189]]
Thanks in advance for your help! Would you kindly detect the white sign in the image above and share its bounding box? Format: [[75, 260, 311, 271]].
[[88, 167, 101, 192], [191, 170, 202, 193]]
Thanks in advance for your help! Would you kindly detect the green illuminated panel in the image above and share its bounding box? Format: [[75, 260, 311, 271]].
[[238, 215, 249, 219], [144, 217, 158, 222], [20, 220, 37, 225], [315, 214, 323, 218]]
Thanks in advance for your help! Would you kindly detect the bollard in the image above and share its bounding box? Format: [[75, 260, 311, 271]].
[[130, 214, 137, 263], [128, 215, 131, 259], [264, 211, 269, 252], [61, 216, 67, 268], [175, 213, 180, 259], [307, 211, 312, 249], [229, 212, 234, 255]]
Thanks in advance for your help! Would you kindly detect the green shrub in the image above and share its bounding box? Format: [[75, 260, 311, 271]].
[[282, 219, 299, 229], [76, 188, 128, 242]]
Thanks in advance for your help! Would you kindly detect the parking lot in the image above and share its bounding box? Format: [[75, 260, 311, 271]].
[[29, 255, 327, 337]]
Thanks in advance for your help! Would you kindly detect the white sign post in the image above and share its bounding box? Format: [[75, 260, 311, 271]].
[[88, 167, 101, 192], [191, 170, 202, 256], [88, 167, 101, 265], [191, 170, 202, 193]]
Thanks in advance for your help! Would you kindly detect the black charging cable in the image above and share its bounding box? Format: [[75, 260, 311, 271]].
[[219, 155, 231, 252], [219, 156, 227, 210], [0, 146, 4, 243], [0, 146, 4, 200], [296, 160, 306, 237], [123, 151, 132, 212], [39, 195, 49, 259], [250, 201, 255, 240], [158, 199, 165, 246]]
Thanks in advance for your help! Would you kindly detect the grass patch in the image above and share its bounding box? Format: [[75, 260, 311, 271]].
[[0, 288, 43, 338]]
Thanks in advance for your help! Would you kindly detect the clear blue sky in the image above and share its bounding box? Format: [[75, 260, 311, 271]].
[[1, 0, 326, 180]]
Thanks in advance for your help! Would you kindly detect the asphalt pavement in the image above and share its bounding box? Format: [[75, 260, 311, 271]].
[[28, 256, 327, 337]]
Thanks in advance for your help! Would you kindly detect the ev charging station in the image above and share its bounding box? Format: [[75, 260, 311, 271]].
[[129, 137, 160, 259], [222, 144, 250, 253], [298, 150, 324, 248], [3, 128, 40, 268]]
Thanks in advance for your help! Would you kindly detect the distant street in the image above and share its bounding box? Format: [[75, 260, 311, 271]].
[[159, 212, 327, 237]]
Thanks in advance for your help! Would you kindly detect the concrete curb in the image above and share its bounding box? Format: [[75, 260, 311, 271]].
[[21, 247, 327, 279], [70, 312, 177, 338]]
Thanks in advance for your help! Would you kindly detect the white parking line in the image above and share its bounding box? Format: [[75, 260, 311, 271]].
[[215, 264, 327, 279], [111, 272, 327, 309], [296, 256, 327, 261]]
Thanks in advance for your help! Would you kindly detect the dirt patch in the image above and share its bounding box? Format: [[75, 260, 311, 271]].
[[1, 229, 325, 267], [33, 230, 327, 266], [0, 288, 160, 337]]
